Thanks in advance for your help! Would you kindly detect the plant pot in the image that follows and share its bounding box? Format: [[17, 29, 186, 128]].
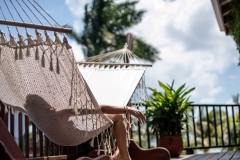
[[158, 134, 183, 157]]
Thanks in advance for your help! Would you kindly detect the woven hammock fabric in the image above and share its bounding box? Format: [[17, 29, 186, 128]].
[[0, 31, 113, 146]]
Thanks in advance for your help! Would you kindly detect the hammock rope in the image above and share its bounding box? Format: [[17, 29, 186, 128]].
[[0, 30, 114, 150], [78, 43, 152, 67], [32, 0, 63, 28], [0, 0, 71, 33], [0, 1, 114, 154], [0, 1, 151, 155], [3, 0, 20, 33], [21, 0, 44, 26], [27, 0, 53, 27], [0, 7, 10, 34]]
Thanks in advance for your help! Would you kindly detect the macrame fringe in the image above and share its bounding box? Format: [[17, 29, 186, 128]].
[[0, 47, 1, 64], [11, 107, 15, 114], [69, 95, 72, 106], [0, 30, 116, 148], [35, 47, 39, 60], [41, 53, 45, 67], [56, 57, 60, 74], [90, 137, 95, 147], [15, 48, 18, 60], [124, 115, 134, 147], [104, 144, 107, 155], [97, 146, 101, 156], [1, 31, 71, 75], [26, 47, 30, 57], [19, 47, 23, 60], [50, 58, 53, 71], [88, 125, 115, 156], [54, 32, 62, 44]]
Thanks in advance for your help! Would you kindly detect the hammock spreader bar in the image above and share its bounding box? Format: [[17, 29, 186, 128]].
[[78, 62, 152, 67], [0, 20, 72, 34]]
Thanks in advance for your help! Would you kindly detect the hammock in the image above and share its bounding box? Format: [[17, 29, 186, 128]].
[[0, 0, 113, 148], [78, 43, 151, 107]]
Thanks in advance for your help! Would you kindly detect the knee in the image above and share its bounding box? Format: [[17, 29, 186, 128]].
[[113, 114, 124, 122]]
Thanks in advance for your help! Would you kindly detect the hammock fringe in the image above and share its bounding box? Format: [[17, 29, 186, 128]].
[[35, 47, 39, 60], [0, 0, 114, 153], [0, 29, 114, 153]]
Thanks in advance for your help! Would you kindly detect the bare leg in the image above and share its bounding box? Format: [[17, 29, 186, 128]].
[[106, 114, 131, 160], [100, 105, 145, 160]]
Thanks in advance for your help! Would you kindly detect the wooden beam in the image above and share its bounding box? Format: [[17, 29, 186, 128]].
[[126, 33, 133, 63], [211, 0, 226, 31], [219, 0, 232, 5], [77, 62, 152, 67], [0, 19, 72, 34], [126, 33, 132, 51], [221, 2, 233, 15]]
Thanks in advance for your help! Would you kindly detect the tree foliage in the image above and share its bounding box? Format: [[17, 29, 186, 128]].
[[226, 0, 240, 65], [67, 0, 160, 62]]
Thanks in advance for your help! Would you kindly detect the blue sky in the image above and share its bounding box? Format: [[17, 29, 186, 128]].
[[1, 0, 240, 104]]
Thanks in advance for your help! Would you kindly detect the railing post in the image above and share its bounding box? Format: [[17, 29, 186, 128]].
[[186, 148, 194, 154]]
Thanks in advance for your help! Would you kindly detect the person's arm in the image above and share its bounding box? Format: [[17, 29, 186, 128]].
[[99, 104, 146, 124]]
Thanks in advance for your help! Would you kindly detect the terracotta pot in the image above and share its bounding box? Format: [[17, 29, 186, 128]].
[[158, 134, 183, 157]]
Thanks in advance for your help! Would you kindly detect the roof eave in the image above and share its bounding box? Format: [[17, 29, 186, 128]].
[[211, 0, 226, 32]]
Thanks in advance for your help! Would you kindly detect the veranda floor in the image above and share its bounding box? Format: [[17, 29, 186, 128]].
[[171, 151, 240, 160]]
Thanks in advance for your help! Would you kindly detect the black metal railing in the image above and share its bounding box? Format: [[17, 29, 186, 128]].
[[0, 101, 86, 159], [1, 102, 240, 157], [130, 104, 240, 154]]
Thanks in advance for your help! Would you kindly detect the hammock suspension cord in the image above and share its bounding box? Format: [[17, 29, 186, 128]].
[[0, 6, 10, 34], [32, 0, 63, 28], [3, 0, 20, 33], [78, 43, 152, 67], [0, 0, 72, 33]]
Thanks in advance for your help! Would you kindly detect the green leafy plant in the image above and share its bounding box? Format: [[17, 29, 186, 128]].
[[226, 0, 240, 65], [145, 80, 195, 136]]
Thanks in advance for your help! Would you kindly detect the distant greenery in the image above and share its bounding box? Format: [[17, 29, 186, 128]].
[[232, 93, 240, 150], [226, 0, 240, 65], [66, 0, 160, 62]]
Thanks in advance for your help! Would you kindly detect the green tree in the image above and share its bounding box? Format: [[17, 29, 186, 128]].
[[67, 0, 160, 62], [226, 0, 240, 65], [194, 109, 227, 153], [192, 107, 239, 153], [232, 93, 240, 104], [232, 93, 240, 150]]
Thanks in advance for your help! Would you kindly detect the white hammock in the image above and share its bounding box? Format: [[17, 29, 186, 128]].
[[0, 31, 113, 147], [78, 43, 151, 107], [0, 0, 113, 148], [0, 1, 151, 152]]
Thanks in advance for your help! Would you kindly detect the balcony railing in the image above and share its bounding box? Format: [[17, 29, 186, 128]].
[[0, 102, 86, 159], [130, 104, 240, 154], [1, 102, 240, 159]]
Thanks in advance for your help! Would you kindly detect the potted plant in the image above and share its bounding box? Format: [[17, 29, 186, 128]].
[[145, 80, 195, 157]]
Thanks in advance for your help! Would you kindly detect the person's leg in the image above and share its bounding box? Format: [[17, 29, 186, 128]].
[[106, 114, 131, 160]]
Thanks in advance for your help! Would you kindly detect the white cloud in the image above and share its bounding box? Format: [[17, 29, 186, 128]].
[[65, 0, 240, 104], [68, 40, 84, 62], [225, 98, 234, 104], [65, 0, 90, 17], [129, 0, 239, 103], [73, 20, 82, 33], [200, 97, 215, 104]]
